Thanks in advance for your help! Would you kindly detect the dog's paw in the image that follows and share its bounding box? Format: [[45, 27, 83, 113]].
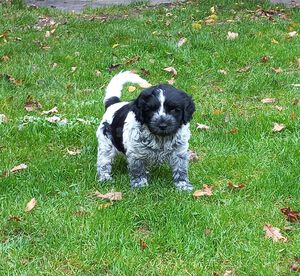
[[131, 177, 148, 188], [175, 181, 194, 192]]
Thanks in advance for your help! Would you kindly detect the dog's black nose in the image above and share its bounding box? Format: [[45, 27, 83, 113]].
[[159, 122, 168, 130]]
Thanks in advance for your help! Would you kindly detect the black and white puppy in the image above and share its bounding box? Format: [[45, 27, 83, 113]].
[[96, 71, 195, 191]]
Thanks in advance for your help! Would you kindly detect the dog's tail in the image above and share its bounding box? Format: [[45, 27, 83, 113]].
[[104, 71, 150, 109]]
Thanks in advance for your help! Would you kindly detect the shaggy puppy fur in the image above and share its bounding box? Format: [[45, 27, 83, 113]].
[[96, 71, 195, 191]]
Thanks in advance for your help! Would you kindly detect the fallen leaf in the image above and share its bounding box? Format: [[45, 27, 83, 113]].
[[272, 67, 283, 73], [291, 84, 300, 87], [140, 68, 150, 76], [177, 37, 187, 47], [51, 62, 58, 68], [236, 65, 251, 73], [290, 112, 298, 119], [0, 113, 8, 124], [125, 56, 140, 65], [74, 51, 80, 56], [66, 147, 81, 155], [98, 202, 113, 209], [46, 115, 61, 123], [108, 63, 122, 72], [25, 198, 37, 212], [24, 96, 42, 112], [271, 38, 279, 44], [288, 31, 297, 38], [227, 31, 238, 40], [140, 239, 148, 250], [74, 206, 88, 216], [1, 55, 10, 62], [227, 181, 245, 190], [193, 185, 214, 197], [223, 270, 236, 276], [196, 123, 210, 130], [8, 216, 22, 222], [42, 106, 58, 115], [139, 82, 151, 89], [261, 98, 276, 104], [112, 43, 120, 49], [45, 31, 51, 38], [95, 70, 101, 77], [95, 191, 122, 201], [128, 86, 136, 93], [10, 163, 27, 173], [218, 69, 227, 75], [164, 66, 177, 76], [212, 109, 224, 115], [71, 66, 77, 73], [272, 123, 285, 132], [192, 22, 202, 29], [263, 224, 287, 242], [290, 263, 300, 273], [167, 78, 175, 85], [189, 150, 199, 161], [274, 105, 283, 111], [225, 127, 239, 135], [280, 207, 300, 222], [261, 56, 270, 63]]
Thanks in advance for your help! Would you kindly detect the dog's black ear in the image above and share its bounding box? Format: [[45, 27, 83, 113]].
[[132, 87, 155, 124], [183, 95, 195, 124]]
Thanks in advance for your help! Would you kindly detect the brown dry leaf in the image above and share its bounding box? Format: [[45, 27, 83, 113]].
[[261, 98, 276, 104], [42, 106, 58, 115], [98, 202, 113, 209], [74, 206, 88, 216], [167, 78, 175, 85], [227, 181, 245, 190], [125, 56, 140, 65], [95, 191, 122, 201], [24, 96, 42, 112], [236, 65, 251, 73], [177, 37, 187, 47], [46, 115, 61, 123], [10, 163, 27, 173], [1, 55, 10, 62], [227, 31, 238, 40], [196, 123, 210, 130], [280, 207, 300, 223], [272, 67, 283, 73], [189, 150, 199, 161], [25, 198, 37, 212], [139, 239, 148, 250], [193, 185, 214, 197], [261, 56, 270, 63], [8, 216, 22, 222], [164, 66, 177, 76], [128, 86, 136, 93], [0, 113, 8, 124], [140, 68, 150, 76], [225, 127, 239, 135], [223, 270, 236, 276], [272, 123, 285, 132], [263, 224, 287, 242], [66, 147, 81, 156]]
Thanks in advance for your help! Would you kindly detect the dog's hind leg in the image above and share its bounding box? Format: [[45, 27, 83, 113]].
[[96, 123, 116, 182]]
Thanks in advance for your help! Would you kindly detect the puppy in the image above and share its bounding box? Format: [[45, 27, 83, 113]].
[[96, 71, 195, 191]]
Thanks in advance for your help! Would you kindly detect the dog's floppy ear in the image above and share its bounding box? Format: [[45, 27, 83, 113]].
[[133, 86, 155, 124], [183, 95, 195, 124]]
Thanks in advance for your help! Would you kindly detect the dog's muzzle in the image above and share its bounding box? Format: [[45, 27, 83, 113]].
[[148, 115, 178, 136]]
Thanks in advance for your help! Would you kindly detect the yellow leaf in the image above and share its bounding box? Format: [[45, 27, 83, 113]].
[[192, 22, 202, 30], [112, 43, 120, 49], [25, 198, 37, 212], [271, 38, 279, 44], [128, 86, 136, 92]]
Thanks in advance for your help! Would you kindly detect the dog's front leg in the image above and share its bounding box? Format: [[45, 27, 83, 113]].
[[170, 151, 193, 191], [127, 156, 148, 188]]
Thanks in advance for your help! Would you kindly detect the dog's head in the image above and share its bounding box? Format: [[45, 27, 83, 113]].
[[133, 84, 195, 136]]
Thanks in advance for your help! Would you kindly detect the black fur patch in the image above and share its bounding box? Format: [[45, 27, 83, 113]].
[[105, 96, 120, 110], [110, 103, 133, 153]]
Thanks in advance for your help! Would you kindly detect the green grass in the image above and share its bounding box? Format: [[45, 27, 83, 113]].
[[1, 0, 300, 274]]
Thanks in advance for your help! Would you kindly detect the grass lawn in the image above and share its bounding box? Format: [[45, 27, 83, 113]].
[[1, 0, 300, 274]]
